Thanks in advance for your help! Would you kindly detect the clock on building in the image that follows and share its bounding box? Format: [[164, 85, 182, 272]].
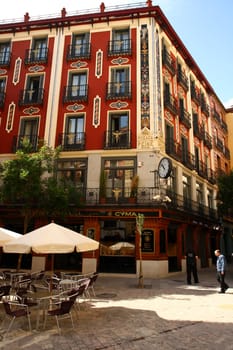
[[158, 157, 172, 179]]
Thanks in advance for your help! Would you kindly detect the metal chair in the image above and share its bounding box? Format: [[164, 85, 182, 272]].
[[43, 299, 75, 334], [0, 285, 11, 300], [88, 272, 99, 297], [1, 296, 31, 336]]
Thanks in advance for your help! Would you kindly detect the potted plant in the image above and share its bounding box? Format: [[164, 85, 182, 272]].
[[99, 170, 107, 203], [129, 174, 139, 203]]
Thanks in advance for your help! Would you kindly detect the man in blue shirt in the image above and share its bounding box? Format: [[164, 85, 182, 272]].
[[214, 249, 229, 293]]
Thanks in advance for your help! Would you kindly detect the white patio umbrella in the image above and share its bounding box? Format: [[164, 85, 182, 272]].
[[109, 242, 135, 250], [3, 222, 99, 287], [0, 227, 22, 246], [3, 222, 99, 254]]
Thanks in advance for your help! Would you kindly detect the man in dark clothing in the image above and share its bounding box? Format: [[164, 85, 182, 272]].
[[186, 248, 199, 285], [215, 249, 229, 293]]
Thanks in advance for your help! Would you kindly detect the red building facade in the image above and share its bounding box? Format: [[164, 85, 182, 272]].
[[0, 2, 230, 277]]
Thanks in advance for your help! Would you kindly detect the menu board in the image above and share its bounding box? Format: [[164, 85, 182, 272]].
[[141, 229, 154, 252]]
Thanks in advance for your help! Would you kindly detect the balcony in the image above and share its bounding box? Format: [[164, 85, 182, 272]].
[[207, 168, 216, 184], [106, 81, 131, 100], [66, 43, 91, 60], [193, 124, 205, 140], [24, 48, 48, 65], [0, 52, 11, 67], [182, 150, 195, 170], [166, 140, 182, 162], [162, 49, 176, 75], [200, 99, 209, 117], [177, 70, 189, 91], [223, 146, 230, 160], [18, 88, 44, 106], [12, 134, 38, 153], [104, 130, 131, 149], [108, 39, 132, 56], [77, 186, 218, 220], [179, 108, 191, 128], [59, 132, 85, 151], [63, 85, 88, 103], [221, 120, 228, 132], [203, 132, 212, 149], [214, 137, 223, 152], [164, 93, 177, 115], [195, 160, 208, 179], [191, 86, 200, 105], [212, 108, 221, 123]]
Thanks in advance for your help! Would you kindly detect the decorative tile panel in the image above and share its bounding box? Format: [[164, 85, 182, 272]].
[[6, 102, 15, 132], [93, 95, 101, 128], [13, 57, 22, 85], [66, 103, 85, 112], [95, 49, 103, 78]]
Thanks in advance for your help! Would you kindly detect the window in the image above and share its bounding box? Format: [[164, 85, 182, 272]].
[[23, 75, 44, 104], [64, 115, 85, 150], [181, 136, 188, 163], [64, 72, 88, 102], [32, 38, 47, 60], [107, 67, 131, 99], [0, 78, 6, 106], [18, 118, 39, 151], [182, 174, 191, 209], [196, 182, 204, 212], [109, 28, 130, 55], [103, 158, 136, 200], [69, 33, 90, 59], [106, 112, 130, 148], [0, 42, 10, 66], [57, 159, 87, 190]]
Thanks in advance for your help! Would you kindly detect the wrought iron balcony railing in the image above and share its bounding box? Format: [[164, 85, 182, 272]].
[[106, 81, 131, 100], [214, 137, 223, 152], [162, 49, 176, 75], [18, 88, 44, 106], [177, 70, 189, 90], [204, 132, 212, 149], [164, 93, 177, 115], [66, 43, 91, 60], [193, 124, 205, 140], [12, 134, 39, 152], [59, 132, 85, 151], [212, 108, 221, 123], [179, 108, 191, 128], [108, 39, 132, 56], [63, 84, 88, 103], [195, 160, 208, 179], [79, 187, 218, 221], [104, 130, 131, 149], [191, 86, 200, 105], [24, 48, 48, 64]]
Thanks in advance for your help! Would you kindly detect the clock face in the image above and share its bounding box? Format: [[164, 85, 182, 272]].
[[158, 157, 172, 178]]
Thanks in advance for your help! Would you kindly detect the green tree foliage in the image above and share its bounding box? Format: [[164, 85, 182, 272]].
[[0, 139, 82, 234], [217, 171, 233, 216]]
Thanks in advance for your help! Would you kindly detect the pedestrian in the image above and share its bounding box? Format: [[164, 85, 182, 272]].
[[185, 248, 199, 284], [214, 249, 229, 293]]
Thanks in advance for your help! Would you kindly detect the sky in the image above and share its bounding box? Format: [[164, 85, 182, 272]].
[[0, 0, 232, 107]]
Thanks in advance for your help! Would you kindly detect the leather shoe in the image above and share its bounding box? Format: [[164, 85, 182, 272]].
[[218, 291, 225, 294]]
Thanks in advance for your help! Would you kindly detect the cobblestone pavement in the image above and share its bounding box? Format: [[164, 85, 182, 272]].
[[0, 265, 233, 350]]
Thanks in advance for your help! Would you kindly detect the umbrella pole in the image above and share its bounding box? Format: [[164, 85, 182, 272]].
[[50, 254, 54, 293]]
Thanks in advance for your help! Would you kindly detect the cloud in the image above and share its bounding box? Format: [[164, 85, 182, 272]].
[[224, 98, 233, 109]]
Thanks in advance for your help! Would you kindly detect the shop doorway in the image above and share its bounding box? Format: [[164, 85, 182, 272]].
[[99, 220, 136, 273], [167, 226, 181, 272]]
